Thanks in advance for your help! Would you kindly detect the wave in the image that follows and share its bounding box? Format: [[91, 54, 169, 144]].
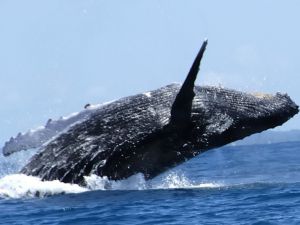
[[85, 172, 222, 191], [0, 172, 222, 199], [1, 171, 300, 199], [0, 174, 87, 198], [0, 146, 220, 199]]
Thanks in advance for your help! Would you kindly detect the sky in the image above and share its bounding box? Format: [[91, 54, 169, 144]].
[[0, 0, 299, 145]]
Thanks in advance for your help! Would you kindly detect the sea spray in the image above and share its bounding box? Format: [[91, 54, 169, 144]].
[[0, 147, 221, 199], [0, 149, 37, 178], [0, 172, 222, 199], [0, 174, 87, 198], [84, 173, 147, 191]]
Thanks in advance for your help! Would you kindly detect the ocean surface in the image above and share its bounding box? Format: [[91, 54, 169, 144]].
[[0, 142, 300, 225]]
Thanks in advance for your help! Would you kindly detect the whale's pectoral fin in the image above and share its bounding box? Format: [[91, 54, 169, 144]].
[[170, 40, 207, 126]]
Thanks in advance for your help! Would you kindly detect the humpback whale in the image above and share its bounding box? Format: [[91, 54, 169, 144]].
[[6, 40, 299, 185]]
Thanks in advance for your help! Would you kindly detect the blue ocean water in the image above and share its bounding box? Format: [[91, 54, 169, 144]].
[[1, 142, 300, 225]]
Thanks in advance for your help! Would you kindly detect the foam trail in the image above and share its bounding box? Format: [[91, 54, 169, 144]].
[[84, 172, 222, 191], [85, 173, 147, 191], [0, 172, 222, 199], [150, 172, 222, 189], [0, 174, 87, 198]]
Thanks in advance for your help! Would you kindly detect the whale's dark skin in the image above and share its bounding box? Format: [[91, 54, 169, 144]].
[[21, 41, 299, 185]]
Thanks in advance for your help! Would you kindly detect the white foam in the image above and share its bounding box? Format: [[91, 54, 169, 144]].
[[84, 173, 147, 191], [0, 174, 87, 199], [84, 172, 222, 191], [0, 171, 223, 199], [150, 172, 222, 189]]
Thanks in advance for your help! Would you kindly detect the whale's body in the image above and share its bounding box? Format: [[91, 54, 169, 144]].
[[20, 84, 298, 185], [5, 41, 299, 185]]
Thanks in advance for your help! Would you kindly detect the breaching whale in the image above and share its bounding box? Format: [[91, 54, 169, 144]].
[[6, 40, 299, 185]]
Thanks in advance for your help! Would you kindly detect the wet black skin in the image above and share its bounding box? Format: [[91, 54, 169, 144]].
[[21, 41, 299, 185]]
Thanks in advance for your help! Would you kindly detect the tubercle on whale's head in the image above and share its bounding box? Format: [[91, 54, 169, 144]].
[[189, 86, 299, 149], [273, 92, 299, 115]]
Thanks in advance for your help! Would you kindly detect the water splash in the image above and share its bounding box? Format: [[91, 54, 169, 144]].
[[85, 173, 147, 191], [0, 172, 223, 199], [84, 172, 221, 191], [0, 147, 221, 199], [150, 172, 221, 189], [0, 149, 37, 178], [0, 174, 87, 198]]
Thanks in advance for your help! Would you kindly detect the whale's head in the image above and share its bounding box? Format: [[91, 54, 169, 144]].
[[167, 39, 298, 157], [134, 82, 298, 180], [189, 86, 299, 150]]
